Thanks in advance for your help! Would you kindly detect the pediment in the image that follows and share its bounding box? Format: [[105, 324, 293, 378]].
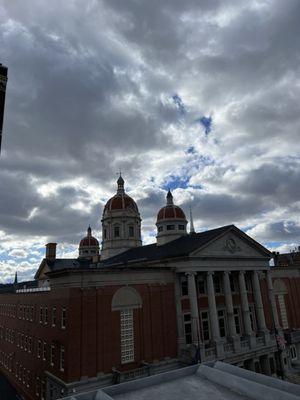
[[34, 259, 51, 280], [190, 227, 271, 259]]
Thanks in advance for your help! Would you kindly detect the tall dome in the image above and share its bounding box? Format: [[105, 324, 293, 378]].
[[79, 226, 100, 259], [101, 175, 142, 259], [156, 190, 187, 245]]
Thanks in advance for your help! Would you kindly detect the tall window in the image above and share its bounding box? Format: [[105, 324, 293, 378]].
[[183, 313, 192, 344], [278, 294, 289, 329], [129, 226, 134, 237], [37, 340, 42, 359], [218, 309, 226, 337], [201, 311, 210, 341], [52, 307, 56, 327], [44, 306, 48, 325], [214, 275, 223, 294], [233, 307, 241, 334], [103, 228, 107, 239], [43, 341, 47, 361], [249, 305, 257, 331], [114, 226, 120, 238], [39, 307, 43, 324], [61, 307, 66, 329], [60, 346, 65, 371], [230, 275, 236, 293], [120, 308, 134, 364], [50, 344, 55, 366], [181, 277, 188, 296], [197, 276, 206, 295]]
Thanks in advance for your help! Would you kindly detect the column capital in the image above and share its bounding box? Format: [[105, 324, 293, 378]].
[[207, 271, 214, 277], [223, 271, 231, 276], [185, 271, 197, 277], [239, 270, 246, 275]]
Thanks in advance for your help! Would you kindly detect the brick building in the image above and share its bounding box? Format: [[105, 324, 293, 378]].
[[0, 176, 297, 399]]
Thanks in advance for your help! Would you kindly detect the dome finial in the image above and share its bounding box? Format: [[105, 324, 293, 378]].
[[166, 189, 173, 205], [116, 170, 125, 194]]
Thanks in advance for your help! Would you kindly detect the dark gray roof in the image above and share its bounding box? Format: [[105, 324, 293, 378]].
[[103, 225, 234, 266]]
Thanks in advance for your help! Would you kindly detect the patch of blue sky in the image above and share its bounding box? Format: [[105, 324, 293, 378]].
[[172, 94, 186, 116], [263, 241, 284, 249], [196, 115, 212, 135], [162, 175, 190, 191]]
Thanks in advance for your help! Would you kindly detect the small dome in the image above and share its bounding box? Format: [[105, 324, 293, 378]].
[[156, 190, 186, 222], [79, 226, 99, 247]]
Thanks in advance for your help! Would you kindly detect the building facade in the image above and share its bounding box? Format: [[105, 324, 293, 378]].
[[0, 177, 296, 399]]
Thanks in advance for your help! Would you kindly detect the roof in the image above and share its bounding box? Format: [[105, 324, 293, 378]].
[[274, 251, 300, 267], [157, 204, 186, 222], [103, 225, 239, 266], [104, 193, 139, 213]]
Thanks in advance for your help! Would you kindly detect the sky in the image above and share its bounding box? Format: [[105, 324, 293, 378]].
[[1, 0, 300, 282]]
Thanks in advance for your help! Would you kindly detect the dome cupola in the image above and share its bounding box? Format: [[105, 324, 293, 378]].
[[156, 190, 187, 245], [79, 226, 100, 259], [101, 175, 142, 259]]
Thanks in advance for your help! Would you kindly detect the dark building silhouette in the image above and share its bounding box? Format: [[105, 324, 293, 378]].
[[0, 63, 8, 153]]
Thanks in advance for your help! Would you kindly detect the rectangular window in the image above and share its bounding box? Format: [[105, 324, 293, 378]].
[[201, 311, 210, 341], [183, 313, 192, 344], [114, 226, 120, 237], [245, 276, 252, 292], [50, 344, 55, 366], [218, 309, 226, 337], [214, 275, 223, 294], [52, 307, 56, 327], [230, 275, 236, 293], [120, 308, 134, 364], [44, 306, 48, 325], [60, 346, 65, 371], [39, 307, 43, 324], [249, 305, 257, 331], [43, 341, 47, 361], [61, 307, 66, 329], [129, 226, 134, 237], [233, 307, 241, 334], [278, 294, 289, 329], [178, 225, 185, 230], [166, 225, 175, 230], [197, 277, 206, 295], [37, 339, 42, 359], [181, 277, 188, 296], [290, 345, 297, 360]]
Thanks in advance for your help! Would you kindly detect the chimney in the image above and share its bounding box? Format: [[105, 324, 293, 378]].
[[45, 243, 57, 260]]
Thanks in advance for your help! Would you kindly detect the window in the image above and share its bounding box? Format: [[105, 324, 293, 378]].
[[233, 307, 241, 334], [60, 346, 65, 371], [50, 344, 55, 366], [214, 275, 223, 294], [43, 341, 47, 361], [30, 305, 34, 321], [197, 277, 206, 295], [290, 345, 297, 360], [120, 308, 134, 364], [181, 277, 188, 296], [158, 226, 163, 232], [218, 309, 226, 337], [129, 226, 134, 237], [61, 307, 66, 329], [230, 275, 236, 293], [201, 311, 210, 341], [278, 294, 289, 329], [183, 313, 192, 344], [249, 305, 257, 331], [52, 307, 56, 327], [37, 340, 42, 359], [167, 225, 175, 231], [245, 276, 252, 292], [103, 228, 107, 239], [178, 225, 185, 230], [114, 226, 120, 238], [44, 306, 48, 325], [39, 307, 43, 324]]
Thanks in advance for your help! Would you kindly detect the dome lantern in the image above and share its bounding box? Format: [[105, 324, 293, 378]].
[[79, 226, 99, 259]]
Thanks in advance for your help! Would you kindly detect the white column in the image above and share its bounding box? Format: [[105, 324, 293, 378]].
[[186, 272, 200, 345], [266, 270, 280, 329], [174, 275, 185, 349], [238, 271, 252, 335], [223, 271, 236, 337], [206, 272, 220, 341], [252, 271, 267, 331]]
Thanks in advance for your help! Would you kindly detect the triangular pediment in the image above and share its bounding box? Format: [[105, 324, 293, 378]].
[[190, 226, 271, 259], [34, 259, 51, 280]]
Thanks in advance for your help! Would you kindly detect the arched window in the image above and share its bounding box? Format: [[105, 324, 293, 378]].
[[112, 287, 142, 364]]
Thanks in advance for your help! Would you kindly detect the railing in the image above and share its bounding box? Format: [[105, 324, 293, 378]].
[[205, 346, 216, 358], [16, 287, 50, 293], [241, 338, 250, 349], [112, 365, 150, 384]]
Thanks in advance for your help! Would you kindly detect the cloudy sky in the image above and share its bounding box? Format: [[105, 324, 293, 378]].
[[1, 0, 300, 282]]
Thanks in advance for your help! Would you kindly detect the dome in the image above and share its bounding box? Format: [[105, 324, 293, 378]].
[[156, 190, 186, 222], [79, 226, 99, 247], [79, 226, 100, 259], [104, 194, 139, 213]]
